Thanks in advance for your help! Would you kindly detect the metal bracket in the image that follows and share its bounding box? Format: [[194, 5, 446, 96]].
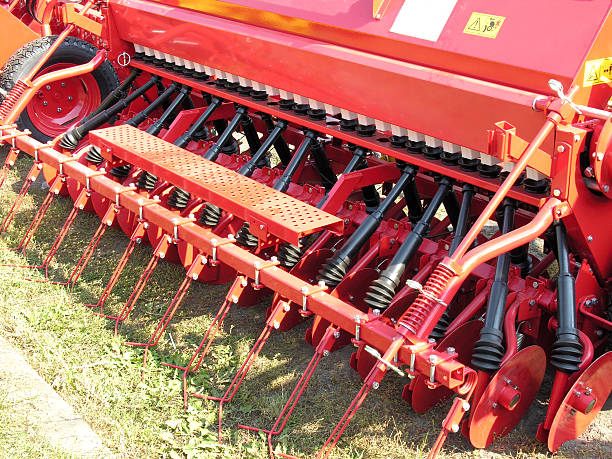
[[252, 257, 280, 289], [299, 281, 328, 315]]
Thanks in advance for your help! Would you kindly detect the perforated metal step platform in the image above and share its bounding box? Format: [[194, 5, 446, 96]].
[[90, 125, 343, 245]]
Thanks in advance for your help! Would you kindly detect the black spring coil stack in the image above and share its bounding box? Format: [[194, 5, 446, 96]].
[[109, 164, 131, 179], [550, 221, 583, 373], [167, 187, 191, 210], [85, 146, 104, 165], [137, 171, 158, 191]]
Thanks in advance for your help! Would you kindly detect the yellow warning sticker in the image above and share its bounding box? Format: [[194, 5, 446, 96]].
[[583, 58, 612, 87], [463, 12, 505, 39]]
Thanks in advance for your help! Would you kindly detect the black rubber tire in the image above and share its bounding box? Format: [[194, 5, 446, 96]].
[[0, 35, 119, 143]]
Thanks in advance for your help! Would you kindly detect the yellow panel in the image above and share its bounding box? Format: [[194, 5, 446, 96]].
[[462, 12, 505, 39]]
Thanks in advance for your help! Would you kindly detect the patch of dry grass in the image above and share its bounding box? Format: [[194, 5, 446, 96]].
[[0, 154, 608, 458]]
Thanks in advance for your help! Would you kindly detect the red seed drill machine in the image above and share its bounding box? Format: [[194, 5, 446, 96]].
[[0, 1, 611, 457]]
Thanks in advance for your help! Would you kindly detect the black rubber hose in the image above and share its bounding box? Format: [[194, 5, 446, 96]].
[[240, 115, 262, 154], [317, 164, 418, 289], [79, 69, 141, 125], [124, 82, 179, 127], [203, 105, 248, 162], [309, 139, 337, 191], [550, 221, 583, 373], [261, 112, 292, 166], [364, 176, 452, 310], [174, 96, 223, 148], [471, 199, 515, 373], [146, 86, 192, 137], [60, 74, 160, 149]]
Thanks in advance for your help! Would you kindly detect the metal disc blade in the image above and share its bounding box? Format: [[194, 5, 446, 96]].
[[470, 346, 546, 449], [548, 351, 612, 452]]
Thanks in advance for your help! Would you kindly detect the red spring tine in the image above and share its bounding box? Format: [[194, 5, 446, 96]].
[[243, 325, 340, 458], [0, 147, 20, 189], [113, 235, 172, 334], [0, 161, 42, 233], [128, 257, 207, 374], [87, 220, 146, 317], [0, 173, 61, 255], [67, 204, 118, 294], [167, 276, 245, 408]]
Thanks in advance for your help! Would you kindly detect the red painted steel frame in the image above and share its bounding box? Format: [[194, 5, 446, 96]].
[[2, 124, 471, 392], [109, 0, 556, 155]]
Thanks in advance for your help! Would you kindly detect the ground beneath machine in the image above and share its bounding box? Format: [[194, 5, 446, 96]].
[[0, 158, 609, 458]]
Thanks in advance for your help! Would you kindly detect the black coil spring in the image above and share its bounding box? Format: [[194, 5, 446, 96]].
[[167, 187, 190, 209], [278, 243, 303, 269], [137, 171, 158, 191], [199, 203, 222, 227], [235, 223, 258, 248], [109, 164, 131, 179], [317, 256, 351, 290], [429, 310, 451, 341], [84, 146, 104, 165]]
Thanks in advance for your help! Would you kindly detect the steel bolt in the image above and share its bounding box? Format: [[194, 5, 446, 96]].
[[135, 238, 142, 244], [585, 299, 592, 308], [283, 303, 290, 312], [61, 82, 66, 87], [192, 273, 198, 280], [57, 108, 62, 113], [373, 309, 380, 316], [45, 85, 51, 90], [592, 298, 598, 305], [532, 281, 539, 288], [604, 185, 610, 193], [574, 134, 581, 143], [492, 402, 498, 409], [588, 235, 593, 242], [557, 145, 565, 153], [273, 321, 280, 329], [372, 382, 379, 389], [462, 402, 470, 411], [323, 350, 330, 357], [43, 101, 48, 106], [429, 355, 438, 364], [68, 96, 73, 101], [596, 329, 604, 337], [446, 347, 455, 354], [333, 331, 340, 339], [451, 424, 459, 433], [428, 338, 436, 344], [553, 189, 561, 197], [529, 299, 536, 306]]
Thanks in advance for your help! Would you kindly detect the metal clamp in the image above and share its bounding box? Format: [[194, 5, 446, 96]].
[[252, 257, 280, 288], [114, 185, 137, 207], [172, 216, 196, 241], [363, 344, 405, 377], [209, 237, 235, 265], [299, 281, 328, 314], [548, 79, 582, 115], [405, 279, 447, 307]]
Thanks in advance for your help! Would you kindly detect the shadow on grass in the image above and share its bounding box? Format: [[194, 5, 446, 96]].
[[0, 155, 610, 459]]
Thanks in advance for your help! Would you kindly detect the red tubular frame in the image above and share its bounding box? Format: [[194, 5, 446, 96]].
[[0, 124, 472, 391]]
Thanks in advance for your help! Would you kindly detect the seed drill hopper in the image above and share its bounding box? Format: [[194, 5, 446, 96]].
[[1, 0, 611, 457]]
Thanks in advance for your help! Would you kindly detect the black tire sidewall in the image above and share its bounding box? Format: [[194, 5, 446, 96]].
[[0, 36, 118, 142]]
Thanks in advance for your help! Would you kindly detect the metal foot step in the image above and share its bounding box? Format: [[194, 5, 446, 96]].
[[89, 125, 343, 245]]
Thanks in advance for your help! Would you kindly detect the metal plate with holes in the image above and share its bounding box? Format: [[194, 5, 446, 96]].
[[89, 125, 343, 245]]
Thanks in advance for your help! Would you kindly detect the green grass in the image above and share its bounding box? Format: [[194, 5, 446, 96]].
[[0, 154, 607, 458]]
